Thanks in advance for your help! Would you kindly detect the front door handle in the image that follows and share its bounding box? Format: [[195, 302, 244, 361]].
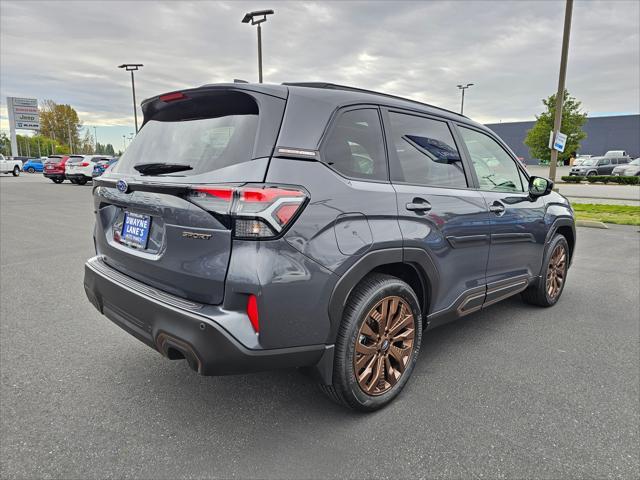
[[406, 198, 432, 212], [489, 201, 506, 216]]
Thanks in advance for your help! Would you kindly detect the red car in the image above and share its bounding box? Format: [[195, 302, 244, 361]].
[[43, 155, 70, 183]]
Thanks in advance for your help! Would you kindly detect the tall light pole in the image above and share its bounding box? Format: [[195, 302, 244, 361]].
[[118, 63, 143, 133], [242, 10, 274, 83], [122, 134, 126, 152], [457, 83, 474, 115], [548, 0, 574, 183], [93, 126, 98, 152]]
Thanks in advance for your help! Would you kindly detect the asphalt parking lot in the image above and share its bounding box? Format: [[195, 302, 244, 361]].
[[1, 175, 639, 479]]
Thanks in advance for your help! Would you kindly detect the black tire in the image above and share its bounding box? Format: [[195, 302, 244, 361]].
[[587, 171, 597, 177], [76, 177, 88, 185], [522, 234, 569, 307], [52, 178, 64, 184], [12, 166, 20, 176], [27, 167, 35, 173], [320, 273, 423, 412], [70, 178, 78, 184]]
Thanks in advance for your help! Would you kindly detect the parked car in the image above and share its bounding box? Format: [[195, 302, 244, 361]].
[[569, 156, 631, 176], [0, 154, 22, 176], [612, 158, 640, 176], [84, 82, 575, 411], [22, 158, 45, 173], [43, 155, 70, 183], [92, 158, 118, 177], [572, 155, 592, 166], [65, 155, 114, 184], [604, 150, 629, 158]]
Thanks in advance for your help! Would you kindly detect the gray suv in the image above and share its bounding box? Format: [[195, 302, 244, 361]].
[[84, 83, 575, 411]]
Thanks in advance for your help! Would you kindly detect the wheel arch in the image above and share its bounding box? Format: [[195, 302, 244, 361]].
[[327, 248, 438, 344]]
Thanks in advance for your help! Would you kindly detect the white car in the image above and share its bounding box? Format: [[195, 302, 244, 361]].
[[0, 154, 22, 176], [65, 155, 113, 185]]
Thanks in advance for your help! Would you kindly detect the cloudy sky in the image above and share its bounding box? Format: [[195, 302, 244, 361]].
[[1, 0, 638, 148]]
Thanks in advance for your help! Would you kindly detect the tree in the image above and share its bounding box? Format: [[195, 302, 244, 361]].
[[524, 90, 587, 164], [39, 99, 83, 153]]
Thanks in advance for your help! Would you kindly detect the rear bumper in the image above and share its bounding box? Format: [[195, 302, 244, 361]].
[[83, 256, 325, 376], [44, 172, 64, 179], [66, 173, 91, 180]]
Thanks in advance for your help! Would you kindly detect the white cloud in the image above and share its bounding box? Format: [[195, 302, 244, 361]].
[[0, 0, 638, 147]]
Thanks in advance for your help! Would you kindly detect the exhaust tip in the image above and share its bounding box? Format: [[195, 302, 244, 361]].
[[156, 332, 203, 374]]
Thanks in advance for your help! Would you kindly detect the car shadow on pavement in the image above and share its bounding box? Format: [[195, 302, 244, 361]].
[[109, 296, 530, 424]]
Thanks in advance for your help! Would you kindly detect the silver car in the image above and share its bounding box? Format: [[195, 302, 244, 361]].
[[612, 158, 640, 176]]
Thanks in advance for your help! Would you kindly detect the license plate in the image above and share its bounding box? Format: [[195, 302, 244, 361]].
[[121, 212, 151, 249]]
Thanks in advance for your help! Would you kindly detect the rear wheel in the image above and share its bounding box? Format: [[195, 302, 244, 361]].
[[321, 273, 422, 411], [522, 234, 569, 307], [52, 178, 64, 184], [70, 178, 79, 184], [27, 167, 35, 173], [76, 177, 88, 185], [12, 166, 20, 176]]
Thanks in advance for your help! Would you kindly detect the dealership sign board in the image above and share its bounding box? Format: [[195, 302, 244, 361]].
[[6, 96, 40, 156], [7, 97, 40, 130]]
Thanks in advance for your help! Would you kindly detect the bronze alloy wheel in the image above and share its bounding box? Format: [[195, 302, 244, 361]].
[[354, 296, 415, 396], [546, 244, 567, 299]]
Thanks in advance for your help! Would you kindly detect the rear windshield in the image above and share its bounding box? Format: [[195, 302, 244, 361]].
[[68, 156, 85, 163], [113, 114, 258, 176]]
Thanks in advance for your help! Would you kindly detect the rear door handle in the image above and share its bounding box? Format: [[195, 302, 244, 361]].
[[406, 198, 432, 212], [489, 201, 506, 216]]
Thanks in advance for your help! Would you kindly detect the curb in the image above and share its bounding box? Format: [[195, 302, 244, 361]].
[[575, 220, 608, 229]]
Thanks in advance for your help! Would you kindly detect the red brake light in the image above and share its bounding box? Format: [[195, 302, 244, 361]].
[[247, 295, 259, 333], [81, 162, 89, 167], [159, 92, 187, 102], [241, 188, 304, 203], [188, 184, 307, 239]]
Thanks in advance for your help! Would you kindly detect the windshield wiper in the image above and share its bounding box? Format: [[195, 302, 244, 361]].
[[133, 163, 193, 176]]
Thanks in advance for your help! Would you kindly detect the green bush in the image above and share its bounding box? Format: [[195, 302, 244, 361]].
[[618, 175, 640, 185], [584, 175, 639, 185], [562, 175, 584, 183]]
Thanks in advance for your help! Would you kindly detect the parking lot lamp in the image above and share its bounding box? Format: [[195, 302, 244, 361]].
[[118, 64, 143, 133], [457, 83, 474, 115], [241, 10, 274, 83]]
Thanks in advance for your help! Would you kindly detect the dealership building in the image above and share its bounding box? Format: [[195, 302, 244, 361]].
[[486, 114, 639, 165]]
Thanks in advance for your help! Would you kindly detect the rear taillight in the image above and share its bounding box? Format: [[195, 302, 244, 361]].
[[81, 162, 89, 167], [188, 184, 307, 239]]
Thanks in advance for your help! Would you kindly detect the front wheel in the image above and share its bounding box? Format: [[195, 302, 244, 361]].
[[587, 171, 597, 177], [321, 273, 422, 411], [12, 166, 20, 176], [522, 235, 569, 307], [27, 167, 35, 173]]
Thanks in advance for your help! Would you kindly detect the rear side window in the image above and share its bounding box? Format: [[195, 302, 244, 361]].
[[114, 92, 259, 176], [321, 109, 387, 181], [387, 112, 467, 188]]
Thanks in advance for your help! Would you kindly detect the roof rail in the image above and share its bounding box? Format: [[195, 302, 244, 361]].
[[282, 82, 466, 118]]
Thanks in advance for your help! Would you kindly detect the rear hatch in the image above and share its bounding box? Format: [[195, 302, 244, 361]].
[[66, 155, 88, 175], [93, 86, 289, 305]]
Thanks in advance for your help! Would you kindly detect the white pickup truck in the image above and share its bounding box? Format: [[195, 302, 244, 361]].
[[0, 154, 22, 176]]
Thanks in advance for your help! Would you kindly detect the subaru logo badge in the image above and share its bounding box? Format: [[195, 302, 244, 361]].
[[116, 179, 128, 193]]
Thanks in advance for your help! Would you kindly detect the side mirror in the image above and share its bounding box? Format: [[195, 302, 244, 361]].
[[529, 176, 553, 198]]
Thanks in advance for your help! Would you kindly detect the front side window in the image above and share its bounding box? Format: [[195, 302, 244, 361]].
[[459, 127, 524, 192], [322, 109, 387, 181], [387, 112, 466, 188], [597, 158, 610, 166]]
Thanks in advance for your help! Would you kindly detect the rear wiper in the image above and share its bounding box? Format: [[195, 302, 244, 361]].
[[133, 163, 193, 176]]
